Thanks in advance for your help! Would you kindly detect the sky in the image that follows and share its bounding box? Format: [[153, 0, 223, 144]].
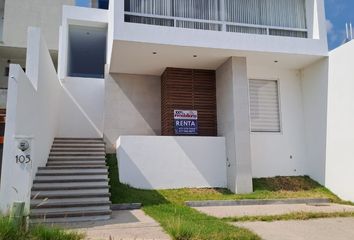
[[75, 0, 353, 50], [325, 0, 354, 50], [76, 0, 90, 7]]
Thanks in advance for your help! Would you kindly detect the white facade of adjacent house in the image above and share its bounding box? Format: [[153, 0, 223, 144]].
[[0, 0, 354, 214]]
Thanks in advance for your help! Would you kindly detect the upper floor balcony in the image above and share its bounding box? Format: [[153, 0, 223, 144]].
[[124, 0, 309, 39], [112, 0, 327, 57]]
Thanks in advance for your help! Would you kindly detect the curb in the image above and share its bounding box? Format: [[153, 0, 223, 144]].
[[185, 198, 331, 207], [111, 203, 142, 210]]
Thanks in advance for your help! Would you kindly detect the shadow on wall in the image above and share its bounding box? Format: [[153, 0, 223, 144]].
[[104, 73, 161, 152], [117, 148, 155, 190], [117, 136, 227, 190], [57, 77, 105, 138], [106, 154, 169, 206]]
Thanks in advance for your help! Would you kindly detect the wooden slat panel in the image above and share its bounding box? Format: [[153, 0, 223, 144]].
[[161, 68, 217, 136]]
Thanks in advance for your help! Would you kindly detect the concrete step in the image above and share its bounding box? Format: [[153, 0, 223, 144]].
[[54, 138, 103, 141], [31, 189, 110, 199], [38, 166, 108, 170], [37, 168, 108, 174], [48, 156, 106, 160], [32, 182, 109, 191], [30, 209, 112, 219], [34, 175, 108, 183], [31, 205, 110, 215], [30, 214, 111, 223], [47, 159, 106, 163], [53, 140, 105, 145], [46, 161, 106, 166], [31, 200, 111, 209], [31, 197, 110, 206], [36, 172, 108, 177], [51, 148, 106, 152], [36, 168, 108, 176], [49, 152, 105, 157], [51, 144, 105, 148]]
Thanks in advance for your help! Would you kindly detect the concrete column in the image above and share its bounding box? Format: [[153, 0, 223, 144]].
[[216, 57, 253, 193]]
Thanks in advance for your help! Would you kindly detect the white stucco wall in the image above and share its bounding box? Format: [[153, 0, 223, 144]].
[[2, 0, 75, 50], [0, 28, 61, 213], [104, 73, 161, 152], [248, 65, 308, 178], [57, 77, 105, 138], [301, 58, 328, 184], [56, 6, 109, 139], [326, 41, 354, 202], [117, 136, 227, 189]]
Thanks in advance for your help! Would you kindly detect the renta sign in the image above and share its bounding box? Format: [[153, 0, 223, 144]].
[[174, 110, 198, 135]]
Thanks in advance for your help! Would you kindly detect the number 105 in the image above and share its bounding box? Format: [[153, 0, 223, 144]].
[[16, 155, 31, 164]]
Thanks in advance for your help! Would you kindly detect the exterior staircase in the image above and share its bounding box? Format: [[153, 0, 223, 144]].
[[30, 138, 112, 223]]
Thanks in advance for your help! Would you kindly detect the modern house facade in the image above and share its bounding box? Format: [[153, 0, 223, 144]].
[[0, 0, 353, 222]]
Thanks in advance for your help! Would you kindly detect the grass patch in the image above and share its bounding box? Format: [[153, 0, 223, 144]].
[[0, 216, 84, 240], [224, 211, 354, 222], [156, 177, 342, 205], [106, 154, 349, 239], [107, 154, 260, 240]]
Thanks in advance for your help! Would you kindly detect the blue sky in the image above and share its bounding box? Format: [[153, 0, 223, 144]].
[[76, 0, 90, 7], [75, 0, 352, 50], [325, 0, 354, 49]]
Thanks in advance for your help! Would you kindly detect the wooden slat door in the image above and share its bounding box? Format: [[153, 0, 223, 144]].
[[161, 68, 217, 136]]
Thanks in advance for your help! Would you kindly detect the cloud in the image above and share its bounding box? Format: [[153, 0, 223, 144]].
[[326, 19, 334, 33]]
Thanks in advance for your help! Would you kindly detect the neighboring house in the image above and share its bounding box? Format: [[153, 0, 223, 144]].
[[0, 0, 76, 108], [0, 0, 353, 222]]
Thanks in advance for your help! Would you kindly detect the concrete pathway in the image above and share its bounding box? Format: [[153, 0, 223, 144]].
[[233, 217, 354, 240], [67, 210, 171, 240], [194, 203, 354, 218]]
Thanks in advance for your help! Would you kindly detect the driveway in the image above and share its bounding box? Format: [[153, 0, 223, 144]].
[[194, 203, 354, 218], [233, 217, 354, 240]]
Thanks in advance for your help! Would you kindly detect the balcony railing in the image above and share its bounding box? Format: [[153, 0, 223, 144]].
[[124, 0, 308, 38]]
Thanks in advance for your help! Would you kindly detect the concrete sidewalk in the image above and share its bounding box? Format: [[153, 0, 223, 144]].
[[233, 217, 354, 240], [67, 210, 171, 240], [194, 203, 354, 218]]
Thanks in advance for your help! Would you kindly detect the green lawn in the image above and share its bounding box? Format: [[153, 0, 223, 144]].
[[107, 154, 259, 240], [0, 216, 84, 240], [107, 154, 345, 240]]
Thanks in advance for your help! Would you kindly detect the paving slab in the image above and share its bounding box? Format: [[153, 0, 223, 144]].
[[64, 210, 171, 240], [194, 203, 354, 218], [232, 217, 354, 240]]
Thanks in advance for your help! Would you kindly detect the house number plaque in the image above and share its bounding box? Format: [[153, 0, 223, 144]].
[[15, 155, 31, 164]]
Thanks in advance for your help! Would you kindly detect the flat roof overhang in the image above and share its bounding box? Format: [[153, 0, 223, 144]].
[[110, 40, 328, 76]]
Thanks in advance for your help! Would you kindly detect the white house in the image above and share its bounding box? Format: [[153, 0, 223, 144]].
[[0, 0, 353, 222]]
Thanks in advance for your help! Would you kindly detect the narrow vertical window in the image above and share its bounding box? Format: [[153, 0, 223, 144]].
[[249, 79, 281, 132]]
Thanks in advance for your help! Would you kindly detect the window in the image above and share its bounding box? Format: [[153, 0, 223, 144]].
[[67, 25, 107, 78], [249, 79, 281, 132]]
